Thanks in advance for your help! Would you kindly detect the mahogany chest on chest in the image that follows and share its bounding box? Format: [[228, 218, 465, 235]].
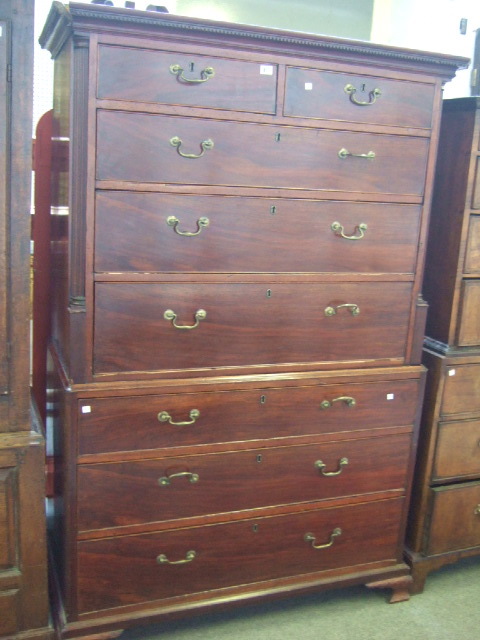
[[39, 3, 465, 637]]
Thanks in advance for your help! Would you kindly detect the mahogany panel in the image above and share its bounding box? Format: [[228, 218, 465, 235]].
[[77, 433, 410, 530], [284, 67, 434, 129], [0, 589, 18, 636], [0, 467, 15, 569], [94, 193, 421, 274], [472, 157, 480, 209], [0, 19, 7, 397], [440, 363, 480, 417], [457, 280, 480, 346], [96, 111, 429, 197], [97, 44, 278, 114], [77, 497, 404, 613], [433, 419, 480, 481], [77, 377, 419, 456], [464, 215, 480, 273], [93, 281, 412, 374], [427, 481, 480, 555]]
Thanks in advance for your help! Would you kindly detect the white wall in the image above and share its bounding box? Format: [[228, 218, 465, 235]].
[[371, 0, 480, 97]]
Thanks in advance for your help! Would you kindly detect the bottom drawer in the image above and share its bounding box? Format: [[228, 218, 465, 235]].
[[77, 497, 403, 613], [427, 481, 480, 555]]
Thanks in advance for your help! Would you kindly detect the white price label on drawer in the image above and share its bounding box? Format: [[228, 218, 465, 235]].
[[81, 405, 92, 414], [386, 393, 395, 400], [448, 369, 456, 376], [305, 82, 313, 90], [260, 65, 273, 75]]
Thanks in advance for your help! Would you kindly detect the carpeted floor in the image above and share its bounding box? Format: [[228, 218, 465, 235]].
[[120, 556, 480, 639]]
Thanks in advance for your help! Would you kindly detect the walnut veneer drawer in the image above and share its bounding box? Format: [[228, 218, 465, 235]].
[[78, 378, 420, 456], [457, 280, 480, 346], [426, 481, 480, 555], [464, 215, 480, 273], [77, 496, 404, 613], [95, 192, 422, 274], [97, 45, 277, 114], [284, 67, 434, 129], [96, 111, 429, 197], [433, 419, 480, 481], [77, 433, 410, 531], [93, 282, 412, 374], [441, 363, 480, 417]]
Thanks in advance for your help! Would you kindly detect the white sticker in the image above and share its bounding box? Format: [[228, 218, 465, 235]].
[[448, 369, 456, 376], [386, 393, 395, 400], [305, 82, 313, 91], [260, 65, 273, 76], [81, 405, 92, 414]]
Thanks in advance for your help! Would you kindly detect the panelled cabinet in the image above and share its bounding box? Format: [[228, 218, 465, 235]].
[[406, 98, 480, 591], [39, 3, 465, 638], [0, 1, 51, 638]]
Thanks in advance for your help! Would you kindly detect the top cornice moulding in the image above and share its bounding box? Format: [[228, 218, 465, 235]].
[[39, 1, 469, 81]]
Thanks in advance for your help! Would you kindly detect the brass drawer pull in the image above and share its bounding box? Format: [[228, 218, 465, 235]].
[[320, 396, 356, 410], [304, 527, 342, 550], [157, 550, 197, 565], [170, 136, 214, 159], [315, 457, 349, 476], [158, 471, 199, 486], [474, 504, 480, 515], [338, 147, 375, 160], [167, 216, 210, 236], [164, 309, 207, 330], [324, 303, 360, 317], [331, 221, 367, 240], [344, 83, 381, 106], [170, 63, 215, 83], [158, 409, 200, 426]]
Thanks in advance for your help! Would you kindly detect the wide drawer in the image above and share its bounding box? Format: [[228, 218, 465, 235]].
[[441, 363, 480, 417], [93, 282, 412, 374], [77, 433, 410, 531], [433, 419, 480, 481], [426, 481, 480, 555], [78, 377, 420, 456], [77, 497, 404, 613], [97, 45, 278, 114], [95, 192, 422, 274], [284, 67, 434, 129], [457, 280, 480, 346], [96, 111, 429, 197]]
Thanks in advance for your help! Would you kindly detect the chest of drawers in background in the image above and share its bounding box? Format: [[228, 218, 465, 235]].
[[406, 98, 480, 592], [39, 3, 465, 638]]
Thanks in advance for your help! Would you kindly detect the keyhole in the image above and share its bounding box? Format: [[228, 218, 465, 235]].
[[275, 132, 281, 142], [252, 524, 259, 533], [361, 83, 366, 92], [260, 395, 267, 404], [266, 289, 272, 298], [190, 62, 195, 72], [270, 205, 277, 215], [256, 454, 263, 463]]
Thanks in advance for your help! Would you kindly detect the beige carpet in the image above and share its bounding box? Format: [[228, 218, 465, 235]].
[[120, 556, 480, 639]]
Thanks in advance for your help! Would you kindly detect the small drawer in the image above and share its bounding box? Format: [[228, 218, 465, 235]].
[[95, 192, 422, 275], [284, 67, 435, 129], [441, 363, 480, 417], [426, 481, 480, 555], [96, 111, 429, 197], [464, 215, 480, 274], [433, 419, 480, 481], [93, 281, 413, 375], [77, 433, 410, 531], [457, 280, 480, 346], [97, 45, 277, 114], [78, 377, 421, 456], [77, 496, 404, 613]]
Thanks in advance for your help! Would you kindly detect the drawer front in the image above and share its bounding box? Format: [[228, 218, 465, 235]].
[[433, 419, 480, 481], [0, 590, 18, 636], [284, 67, 434, 129], [441, 363, 480, 417], [95, 192, 422, 275], [78, 378, 420, 456], [457, 280, 480, 346], [97, 45, 278, 114], [93, 282, 412, 374], [427, 482, 480, 555], [77, 433, 410, 530], [464, 215, 480, 274], [77, 497, 404, 613], [96, 111, 429, 197]]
